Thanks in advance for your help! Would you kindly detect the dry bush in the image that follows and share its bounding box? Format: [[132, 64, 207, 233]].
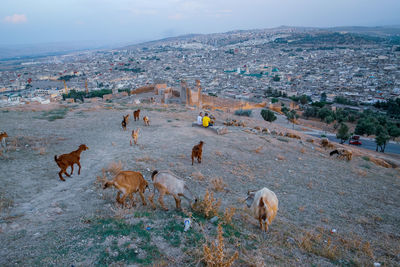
[[96, 168, 107, 186], [369, 157, 392, 168], [277, 154, 285, 161], [215, 151, 223, 157], [203, 223, 239, 267], [178, 154, 186, 159], [306, 138, 314, 143], [191, 171, 204, 181], [106, 161, 123, 176], [300, 148, 306, 154], [307, 181, 313, 189], [223, 206, 236, 225], [136, 156, 157, 164], [210, 177, 226, 192], [193, 189, 221, 218], [253, 146, 263, 154], [298, 206, 306, 212]]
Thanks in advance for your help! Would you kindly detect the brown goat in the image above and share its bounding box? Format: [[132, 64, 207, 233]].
[[121, 114, 129, 131], [143, 116, 150, 126], [133, 109, 140, 121], [103, 171, 148, 206], [54, 144, 89, 181], [0, 131, 8, 152], [130, 128, 140, 146], [191, 141, 204, 165]]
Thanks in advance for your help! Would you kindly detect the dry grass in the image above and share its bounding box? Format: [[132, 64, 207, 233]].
[[136, 156, 157, 164], [106, 161, 123, 176], [210, 177, 226, 192], [369, 157, 393, 168], [193, 189, 221, 218], [191, 171, 204, 181], [223, 206, 236, 225], [95, 168, 107, 186], [215, 151, 223, 156], [300, 148, 306, 154], [203, 223, 239, 267], [276, 154, 285, 161], [253, 146, 263, 154]]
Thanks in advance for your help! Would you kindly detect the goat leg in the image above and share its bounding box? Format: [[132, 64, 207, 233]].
[[70, 165, 74, 176], [149, 193, 156, 210], [58, 171, 66, 181], [173, 195, 181, 210], [77, 162, 81, 175], [139, 191, 147, 206]]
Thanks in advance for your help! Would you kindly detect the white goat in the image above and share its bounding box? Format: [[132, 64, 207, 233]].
[[246, 187, 278, 232], [149, 170, 197, 210]]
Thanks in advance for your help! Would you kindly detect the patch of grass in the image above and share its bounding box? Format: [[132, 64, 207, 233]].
[[38, 108, 68, 121], [234, 109, 252, 117], [133, 211, 151, 218], [362, 156, 370, 161], [0, 193, 13, 212], [361, 164, 371, 169], [162, 220, 183, 247], [277, 137, 289, 142]]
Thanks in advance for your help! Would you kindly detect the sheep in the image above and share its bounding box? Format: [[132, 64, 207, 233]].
[[143, 116, 150, 126], [121, 114, 129, 131], [330, 149, 352, 161], [191, 141, 204, 165], [149, 170, 197, 211], [54, 144, 89, 181], [130, 128, 140, 146], [0, 131, 8, 153], [103, 170, 148, 207], [246, 187, 278, 232], [133, 109, 140, 121]]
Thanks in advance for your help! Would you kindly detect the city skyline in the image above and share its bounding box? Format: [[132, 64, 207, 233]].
[[1, 0, 400, 46]]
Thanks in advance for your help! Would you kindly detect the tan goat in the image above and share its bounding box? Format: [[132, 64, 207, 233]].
[[246, 187, 278, 232], [0, 131, 8, 152], [103, 171, 148, 206], [149, 170, 197, 211], [143, 116, 150, 126], [130, 128, 140, 146]]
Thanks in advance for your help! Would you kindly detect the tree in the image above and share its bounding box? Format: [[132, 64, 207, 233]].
[[285, 110, 298, 129], [325, 115, 334, 125], [317, 107, 332, 121], [271, 98, 279, 104], [375, 125, 390, 152], [299, 94, 309, 105], [320, 92, 327, 102], [261, 109, 277, 123], [355, 118, 376, 136], [387, 123, 400, 140], [336, 123, 350, 144], [303, 106, 318, 119]]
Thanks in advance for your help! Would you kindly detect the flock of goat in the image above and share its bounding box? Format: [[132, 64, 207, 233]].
[[49, 110, 279, 232], [0, 109, 355, 233]]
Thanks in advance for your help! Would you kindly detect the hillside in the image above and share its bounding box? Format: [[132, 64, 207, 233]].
[[1, 101, 399, 266]]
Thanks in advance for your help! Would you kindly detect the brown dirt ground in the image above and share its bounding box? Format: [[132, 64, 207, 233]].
[[0, 100, 399, 266]]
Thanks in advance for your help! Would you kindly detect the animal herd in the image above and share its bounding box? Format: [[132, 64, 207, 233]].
[[0, 110, 358, 233]]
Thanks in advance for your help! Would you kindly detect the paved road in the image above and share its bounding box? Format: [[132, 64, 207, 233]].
[[307, 133, 400, 155]]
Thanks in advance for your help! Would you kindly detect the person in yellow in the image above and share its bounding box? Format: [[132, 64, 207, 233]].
[[202, 112, 211, 127]]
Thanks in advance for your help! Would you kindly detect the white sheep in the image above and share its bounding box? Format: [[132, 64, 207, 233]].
[[149, 170, 197, 210], [246, 187, 278, 232]]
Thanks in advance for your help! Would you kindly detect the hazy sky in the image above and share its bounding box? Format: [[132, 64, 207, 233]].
[[1, 0, 400, 46]]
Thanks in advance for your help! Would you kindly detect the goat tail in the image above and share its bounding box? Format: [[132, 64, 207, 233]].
[[330, 149, 339, 156], [259, 197, 265, 207], [151, 170, 158, 181], [54, 155, 58, 162]]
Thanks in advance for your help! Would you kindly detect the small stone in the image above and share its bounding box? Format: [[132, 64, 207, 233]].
[[210, 216, 219, 223], [373, 263, 381, 267]]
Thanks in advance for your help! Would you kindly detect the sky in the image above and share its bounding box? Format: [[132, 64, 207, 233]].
[[1, 0, 400, 46]]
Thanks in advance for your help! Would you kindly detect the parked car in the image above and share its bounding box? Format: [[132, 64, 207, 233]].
[[349, 135, 362, 145]]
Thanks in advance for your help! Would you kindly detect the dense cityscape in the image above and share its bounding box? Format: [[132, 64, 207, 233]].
[[1, 27, 399, 106]]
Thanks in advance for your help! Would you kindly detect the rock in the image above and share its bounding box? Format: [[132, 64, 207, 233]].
[[210, 216, 219, 223], [286, 237, 296, 245]]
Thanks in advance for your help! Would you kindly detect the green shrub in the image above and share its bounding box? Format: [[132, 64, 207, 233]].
[[234, 109, 252, 117]]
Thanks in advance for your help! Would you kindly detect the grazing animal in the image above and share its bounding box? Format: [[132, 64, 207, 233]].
[[0, 131, 8, 152], [143, 116, 150, 126], [330, 149, 352, 161], [133, 109, 140, 121], [54, 144, 89, 181], [121, 114, 129, 131], [321, 138, 335, 149], [130, 128, 140, 146], [103, 171, 148, 206], [246, 187, 278, 232], [191, 141, 204, 165], [149, 170, 197, 211]]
